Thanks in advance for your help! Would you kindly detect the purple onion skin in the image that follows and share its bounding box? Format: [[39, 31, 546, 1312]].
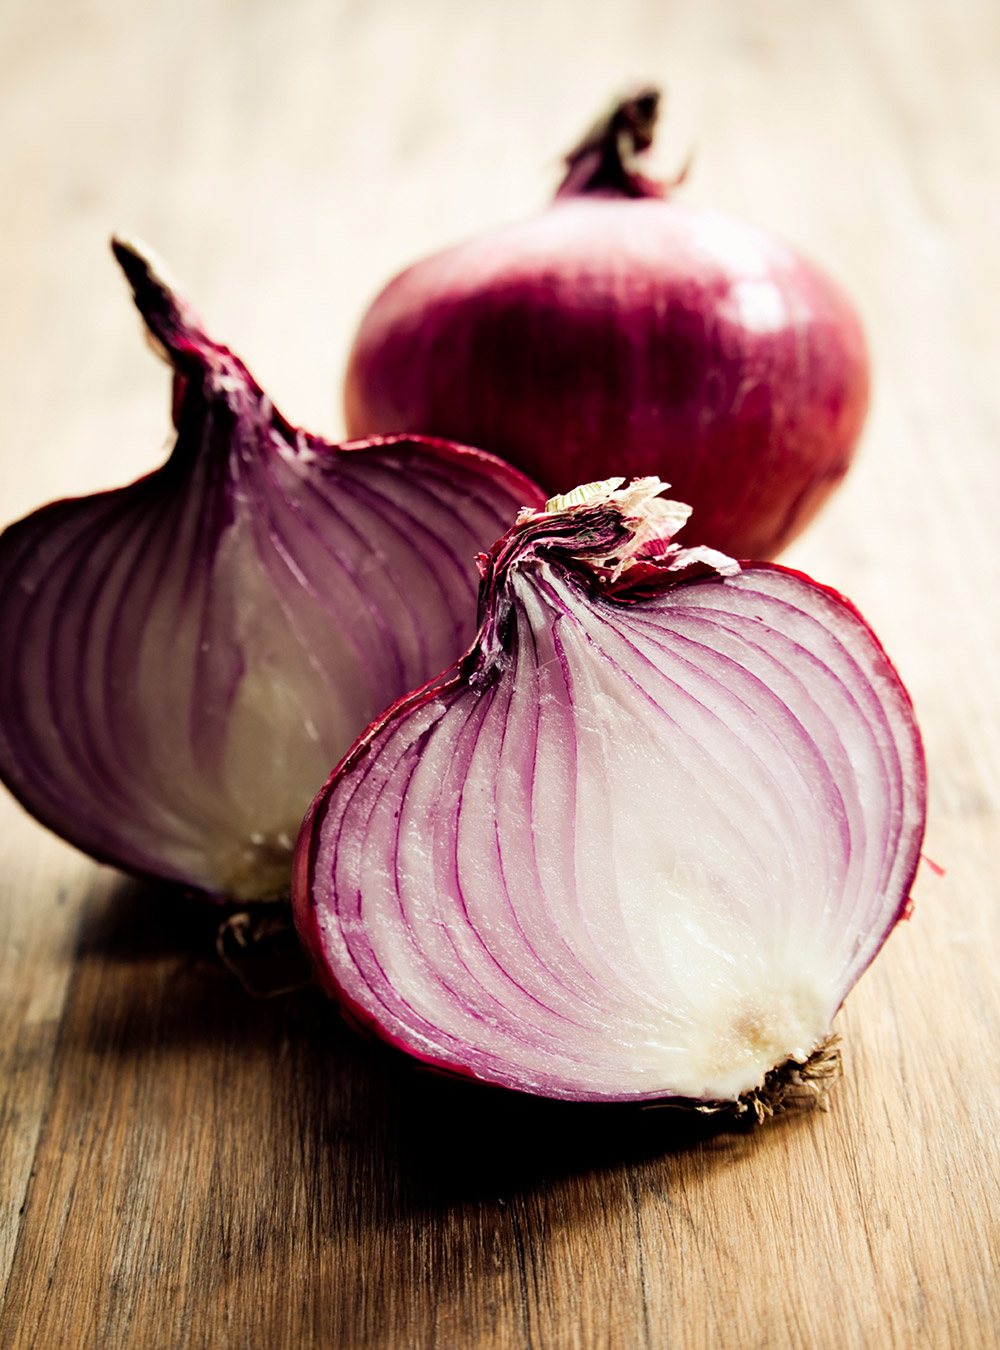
[[293, 484, 925, 1104], [344, 92, 870, 562]]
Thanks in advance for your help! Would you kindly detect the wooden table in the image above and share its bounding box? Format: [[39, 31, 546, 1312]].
[[2, 1, 999, 1346]]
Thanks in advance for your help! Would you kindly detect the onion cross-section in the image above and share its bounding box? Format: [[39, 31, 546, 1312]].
[[295, 480, 925, 1107]]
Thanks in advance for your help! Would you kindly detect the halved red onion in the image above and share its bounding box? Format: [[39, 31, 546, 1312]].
[[0, 240, 543, 901], [295, 479, 925, 1106]]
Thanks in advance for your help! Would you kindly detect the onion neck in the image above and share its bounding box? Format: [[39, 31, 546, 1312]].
[[112, 237, 217, 379], [470, 479, 738, 678], [555, 87, 667, 201], [112, 236, 299, 468]]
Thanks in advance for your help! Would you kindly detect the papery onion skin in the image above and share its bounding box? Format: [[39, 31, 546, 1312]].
[[294, 479, 925, 1106], [344, 89, 870, 561], [0, 240, 544, 902]]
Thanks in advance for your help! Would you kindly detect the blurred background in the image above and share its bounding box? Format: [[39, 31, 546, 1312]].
[[4, 0, 998, 804], [3, 1, 995, 503], [1, 2, 999, 1346]]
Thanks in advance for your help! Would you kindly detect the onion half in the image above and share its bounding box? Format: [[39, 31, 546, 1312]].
[[344, 89, 870, 561], [295, 479, 925, 1107], [0, 240, 543, 901]]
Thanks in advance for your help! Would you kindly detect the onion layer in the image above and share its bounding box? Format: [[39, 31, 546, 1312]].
[[0, 240, 543, 900], [295, 479, 925, 1106], [344, 89, 870, 561]]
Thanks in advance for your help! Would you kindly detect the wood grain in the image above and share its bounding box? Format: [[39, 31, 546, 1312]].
[[1, 1, 999, 1346]]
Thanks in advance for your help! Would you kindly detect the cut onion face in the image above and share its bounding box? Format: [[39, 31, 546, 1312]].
[[295, 480, 925, 1106], [0, 240, 543, 901]]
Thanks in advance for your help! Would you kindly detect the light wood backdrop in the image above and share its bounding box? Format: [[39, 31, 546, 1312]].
[[2, 1, 999, 1346]]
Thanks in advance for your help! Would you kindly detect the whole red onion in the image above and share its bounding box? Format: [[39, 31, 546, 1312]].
[[344, 89, 870, 560]]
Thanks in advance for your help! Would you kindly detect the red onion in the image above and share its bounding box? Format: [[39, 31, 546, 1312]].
[[0, 240, 543, 902], [344, 89, 870, 561], [294, 479, 925, 1109]]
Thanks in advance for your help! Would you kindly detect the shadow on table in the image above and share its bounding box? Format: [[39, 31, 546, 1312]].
[[384, 1062, 756, 1204], [67, 875, 802, 1210]]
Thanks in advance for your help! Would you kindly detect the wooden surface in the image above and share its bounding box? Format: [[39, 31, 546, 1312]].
[[2, 1, 999, 1346]]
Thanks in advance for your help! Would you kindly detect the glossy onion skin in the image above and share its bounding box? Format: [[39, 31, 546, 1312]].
[[0, 243, 544, 901], [294, 487, 925, 1104], [344, 199, 870, 561]]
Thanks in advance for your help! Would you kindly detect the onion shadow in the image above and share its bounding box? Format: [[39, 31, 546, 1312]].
[[64, 872, 802, 1211]]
